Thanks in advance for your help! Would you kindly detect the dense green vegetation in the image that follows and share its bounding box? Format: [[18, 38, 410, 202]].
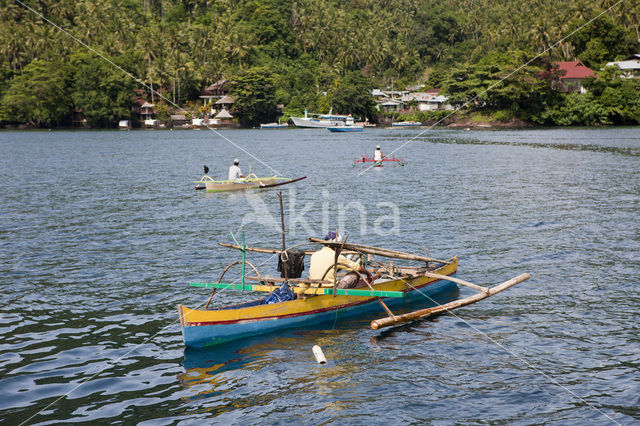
[[1, 0, 639, 127]]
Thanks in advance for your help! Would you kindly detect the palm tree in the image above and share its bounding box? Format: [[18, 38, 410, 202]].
[[225, 32, 252, 69], [138, 27, 160, 103]]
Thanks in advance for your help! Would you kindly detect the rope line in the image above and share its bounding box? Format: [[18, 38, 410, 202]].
[[383, 272, 620, 425]]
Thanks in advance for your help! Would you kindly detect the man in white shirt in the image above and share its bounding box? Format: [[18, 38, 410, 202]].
[[228, 158, 244, 181], [309, 231, 373, 288], [373, 145, 383, 162]]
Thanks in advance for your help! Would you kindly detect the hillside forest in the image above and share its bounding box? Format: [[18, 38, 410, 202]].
[[1, 0, 639, 127]]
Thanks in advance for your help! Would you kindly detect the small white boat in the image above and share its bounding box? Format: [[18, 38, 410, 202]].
[[191, 118, 206, 129], [260, 122, 289, 129], [392, 121, 422, 127], [328, 126, 363, 133], [118, 120, 131, 130], [327, 115, 364, 132], [144, 118, 158, 128]]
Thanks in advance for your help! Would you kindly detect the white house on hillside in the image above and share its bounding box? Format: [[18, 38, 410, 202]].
[[373, 87, 452, 112], [606, 54, 640, 79], [401, 91, 452, 111]]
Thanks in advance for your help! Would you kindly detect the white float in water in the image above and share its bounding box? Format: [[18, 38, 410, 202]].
[[312, 345, 327, 364]]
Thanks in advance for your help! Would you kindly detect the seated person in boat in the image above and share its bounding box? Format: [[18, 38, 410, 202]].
[[373, 145, 383, 162], [309, 231, 373, 289], [228, 158, 245, 181]]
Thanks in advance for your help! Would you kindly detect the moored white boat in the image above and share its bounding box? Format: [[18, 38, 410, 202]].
[[118, 120, 131, 130], [327, 115, 364, 132], [392, 121, 422, 127], [260, 122, 289, 129], [290, 109, 350, 128], [144, 118, 158, 128]]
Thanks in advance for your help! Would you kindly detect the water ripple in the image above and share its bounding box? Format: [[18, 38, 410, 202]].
[[1, 128, 639, 424]]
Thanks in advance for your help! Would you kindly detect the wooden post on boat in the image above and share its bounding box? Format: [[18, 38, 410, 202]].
[[278, 192, 286, 253], [277, 192, 288, 282], [241, 232, 246, 285], [370, 273, 530, 330], [332, 232, 349, 296]]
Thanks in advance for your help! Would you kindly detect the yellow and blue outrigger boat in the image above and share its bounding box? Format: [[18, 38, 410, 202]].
[[178, 235, 529, 348]]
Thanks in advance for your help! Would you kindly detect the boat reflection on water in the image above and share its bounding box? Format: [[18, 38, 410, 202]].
[[178, 327, 342, 405], [179, 284, 460, 402]]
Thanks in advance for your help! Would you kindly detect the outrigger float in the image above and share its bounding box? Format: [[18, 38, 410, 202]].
[[178, 232, 529, 348], [194, 174, 306, 192], [352, 154, 405, 167]]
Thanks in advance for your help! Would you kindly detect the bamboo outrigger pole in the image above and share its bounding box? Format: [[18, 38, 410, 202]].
[[308, 238, 450, 264], [370, 273, 530, 330]]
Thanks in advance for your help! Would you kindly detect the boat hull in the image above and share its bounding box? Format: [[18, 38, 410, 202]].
[[179, 258, 458, 348], [205, 177, 278, 192], [290, 116, 346, 128], [328, 126, 364, 132]]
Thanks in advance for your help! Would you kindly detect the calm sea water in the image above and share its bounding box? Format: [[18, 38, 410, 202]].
[[1, 127, 639, 424]]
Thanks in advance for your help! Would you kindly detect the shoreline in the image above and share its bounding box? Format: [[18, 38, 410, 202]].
[[2, 117, 638, 131]]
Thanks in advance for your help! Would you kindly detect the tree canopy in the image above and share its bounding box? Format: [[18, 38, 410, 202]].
[[230, 67, 279, 126], [70, 53, 137, 127], [1, 59, 70, 126], [0, 0, 639, 127], [331, 71, 376, 120]]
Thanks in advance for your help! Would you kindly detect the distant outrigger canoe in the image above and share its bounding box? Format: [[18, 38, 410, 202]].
[[352, 154, 404, 167], [178, 235, 530, 348], [194, 174, 306, 192]]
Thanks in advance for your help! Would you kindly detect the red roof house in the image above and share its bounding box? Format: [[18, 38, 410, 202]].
[[554, 60, 596, 93]]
